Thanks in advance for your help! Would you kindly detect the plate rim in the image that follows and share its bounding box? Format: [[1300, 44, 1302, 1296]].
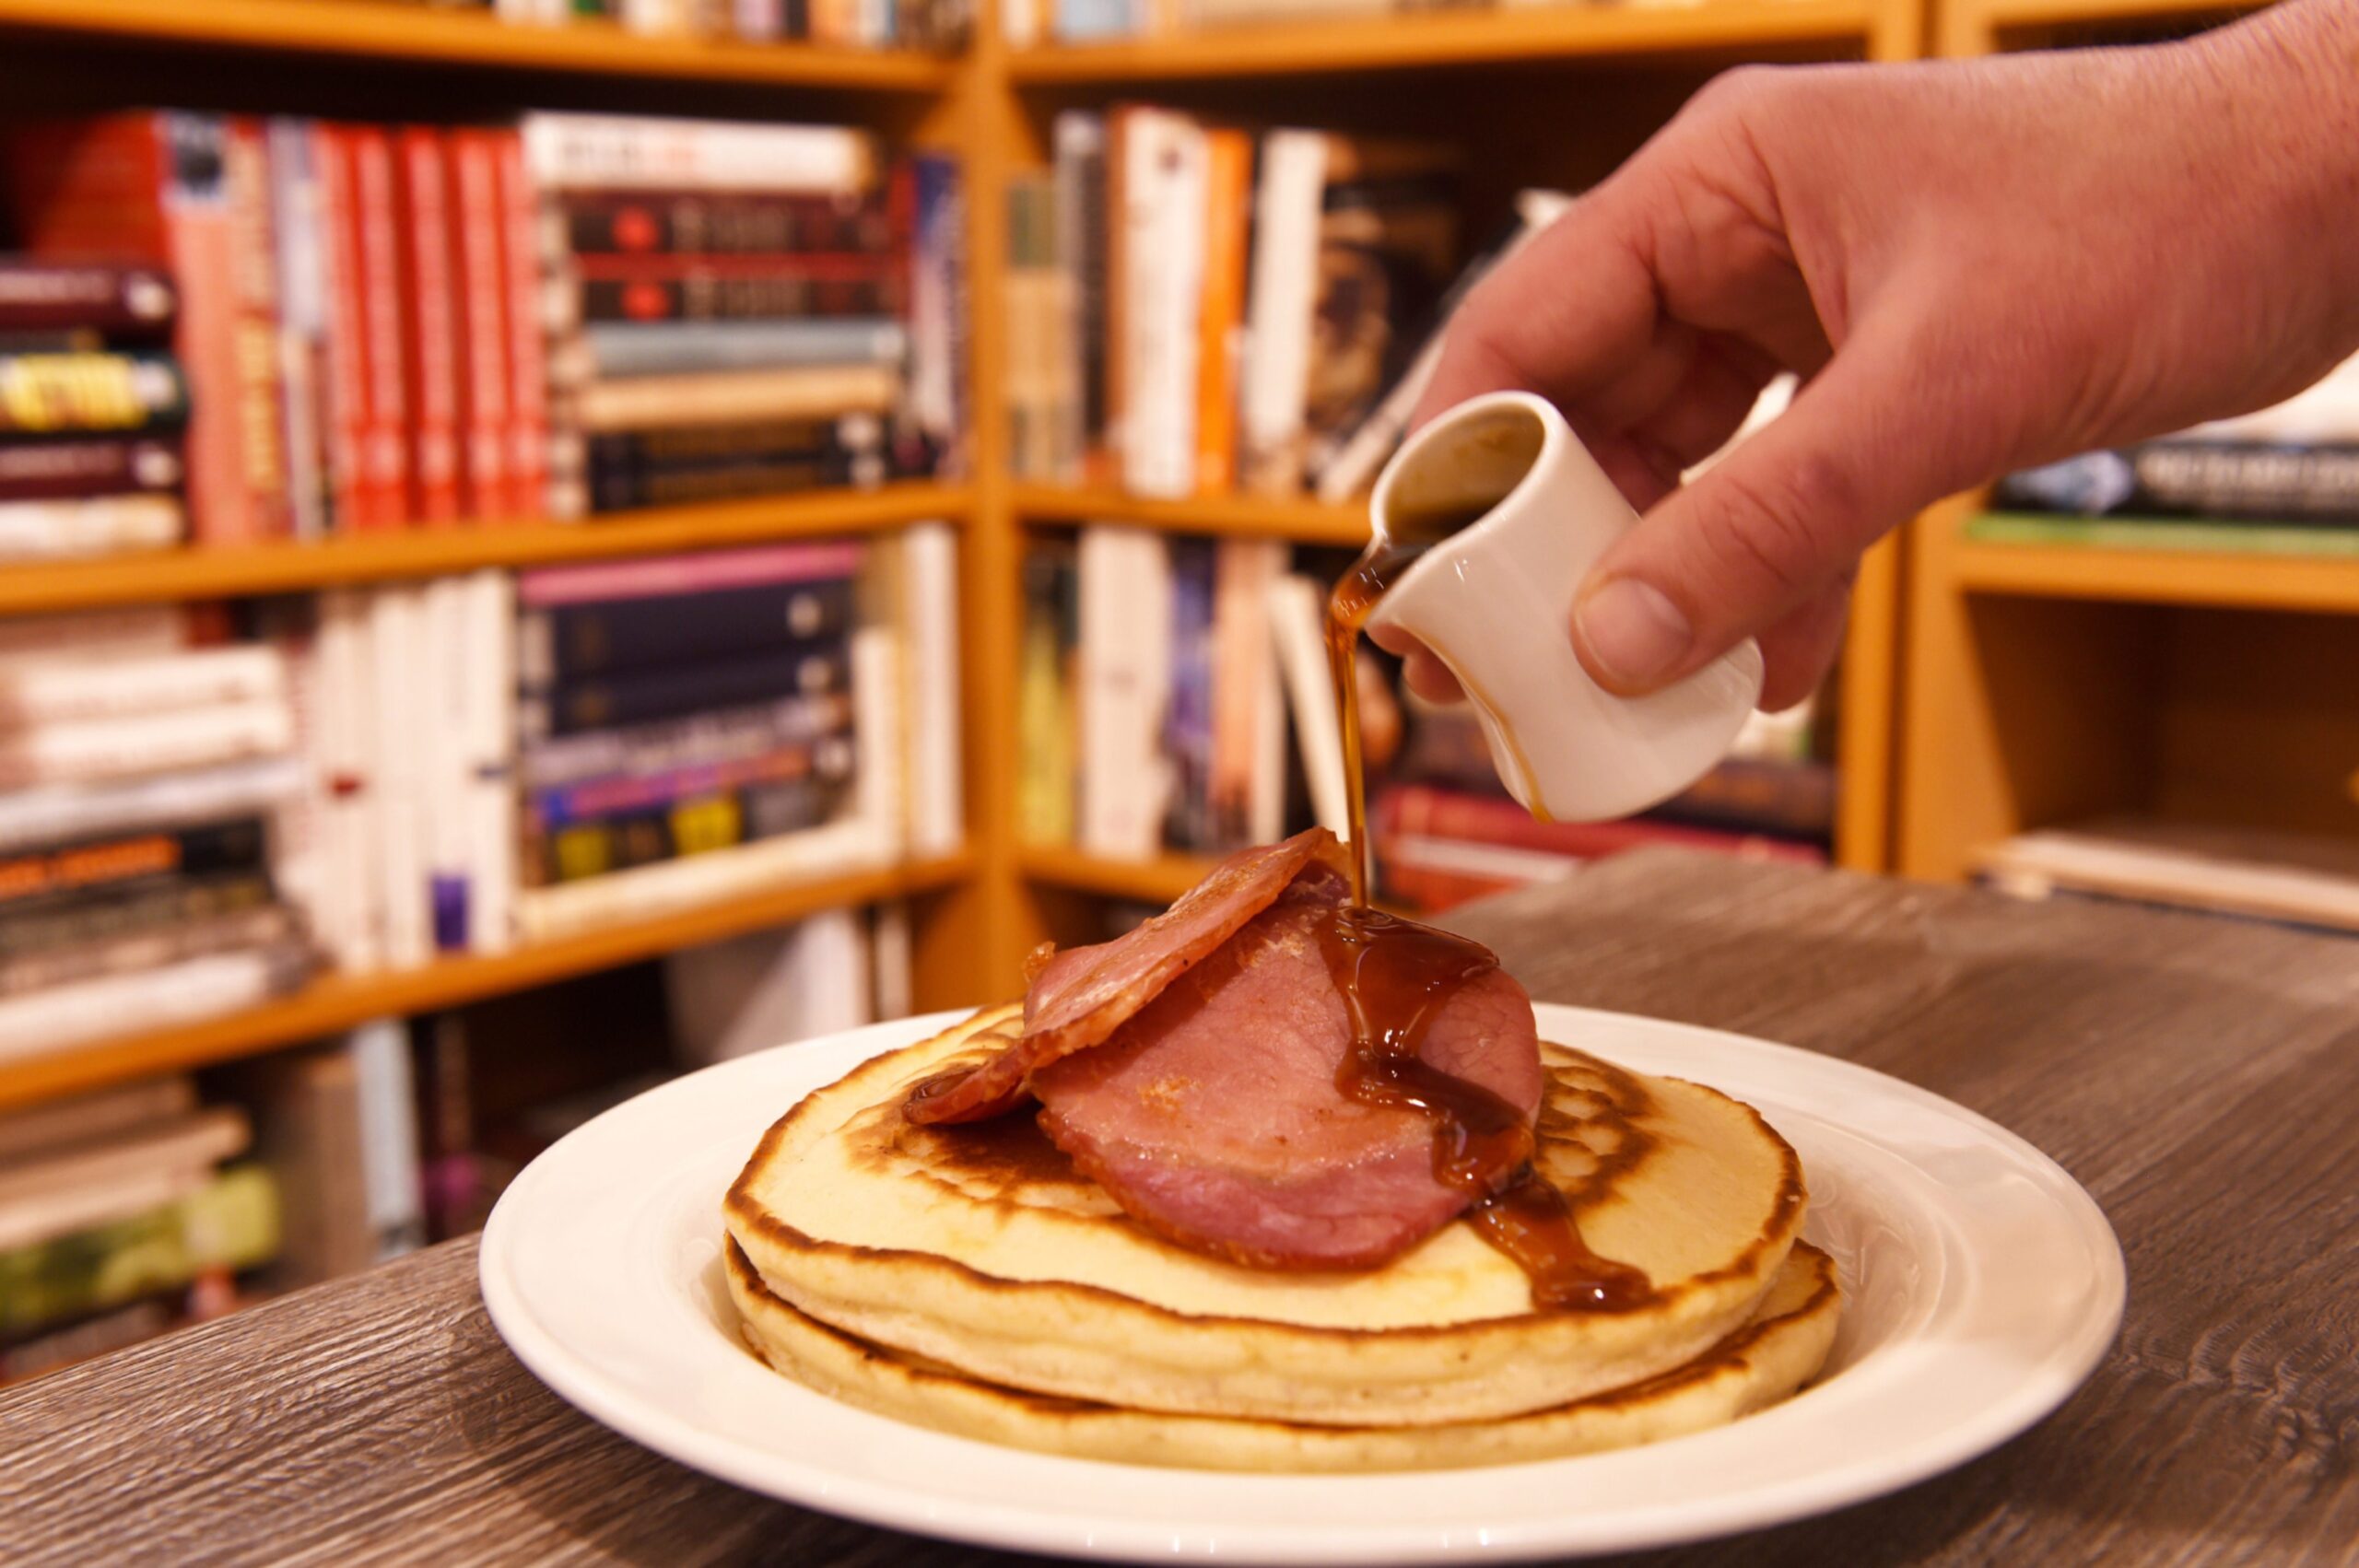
[[478, 1003, 2127, 1564]]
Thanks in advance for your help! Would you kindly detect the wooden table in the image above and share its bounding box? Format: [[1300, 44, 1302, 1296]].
[[6, 852, 2354, 1565]]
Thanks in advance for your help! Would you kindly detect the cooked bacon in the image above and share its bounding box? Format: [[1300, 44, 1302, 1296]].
[[903, 827, 1350, 1126], [1030, 861, 1544, 1270]]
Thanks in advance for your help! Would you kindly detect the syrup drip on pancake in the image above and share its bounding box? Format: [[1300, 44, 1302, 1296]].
[[1327, 522, 1654, 1312]]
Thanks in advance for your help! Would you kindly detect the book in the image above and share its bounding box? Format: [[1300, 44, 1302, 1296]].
[[575, 362, 899, 432], [1162, 538, 1216, 849], [0, 755, 301, 858], [1264, 572, 1348, 837], [1211, 538, 1286, 848], [577, 318, 906, 379], [493, 130, 552, 519], [899, 521, 964, 857], [1076, 526, 1173, 859], [368, 587, 430, 968], [0, 353, 188, 436], [0, 872, 276, 967], [570, 267, 903, 325], [663, 907, 871, 1066], [527, 737, 846, 829], [1004, 170, 1060, 479], [447, 129, 516, 521], [1194, 127, 1251, 495], [1375, 783, 1831, 869], [587, 439, 886, 510], [518, 539, 865, 605], [514, 814, 890, 941], [1051, 111, 1109, 485], [0, 607, 185, 668], [520, 114, 878, 193], [0, 1164, 276, 1340], [0, 1075, 195, 1164], [0, 261, 176, 335], [519, 690, 854, 790], [1963, 510, 2359, 558], [0, 702, 293, 790], [348, 1019, 426, 1260], [1657, 758, 1838, 841], [0, 645, 283, 728], [0, 1106, 249, 1253], [0, 818, 269, 914], [346, 125, 414, 530], [1976, 818, 2359, 934], [534, 770, 849, 883], [265, 119, 333, 540], [557, 188, 893, 256], [1113, 107, 1206, 497], [0, 903, 294, 1000], [395, 127, 464, 526], [518, 641, 853, 738], [0, 495, 185, 560], [905, 152, 968, 479], [1015, 537, 1078, 844], [11, 112, 290, 541], [217, 1047, 374, 1286], [314, 122, 374, 532], [0, 945, 311, 1065], [464, 570, 520, 955], [520, 576, 856, 685]]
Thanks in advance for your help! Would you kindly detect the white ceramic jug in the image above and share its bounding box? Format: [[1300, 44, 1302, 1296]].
[[1364, 391, 1765, 823]]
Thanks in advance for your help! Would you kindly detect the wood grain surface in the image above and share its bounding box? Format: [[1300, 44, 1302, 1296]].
[[5, 851, 2353, 1566]]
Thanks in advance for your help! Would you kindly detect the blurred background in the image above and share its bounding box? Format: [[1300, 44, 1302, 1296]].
[[0, 0, 2345, 1382]]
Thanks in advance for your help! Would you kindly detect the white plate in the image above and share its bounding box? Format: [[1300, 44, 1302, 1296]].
[[479, 1004, 2124, 1564]]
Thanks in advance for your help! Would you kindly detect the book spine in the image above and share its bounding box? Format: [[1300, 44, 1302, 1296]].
[[1239, 129, 1324, 497], [0, 756, 301, 856], [265, 119, 329, 541], [493, 131, 552, 521], [314, 124, 372, 534], [348, 128, 412, 531], [516, 691, 853, 790], [1015, 539, 1076, 845], [0, 701, 293, 789], [515, 538, 865, 605], [558, 189, 893, 257], [465, 570, 518, 954], [0, 645, 285, 727], [581, 318, 906, 380], [369, 587, 430, 968], [447, 132, 514, 523], [0, 949, 304, 1069], [519, 113, 876, 194], [0, 904, 291, 1000], [901, 521, 962, 857], [517, 640, 852, 738], [1052, 112, 1109, 482], [1194, 127, 1250, 495], [0, 261, 177, 335], [0, 439, 182, 501], [513, 815, 883, 942], [576, 272, 901, 323], [222, 119, 290, 541], [534, 771, 847, 883], [315, 590, 381, 972], [421, 578, 473, 951], [1162, 538, 1215, 851], [0, 871, 272, 961], [905, 153, 967, 478], [0, 496, 184, 559], [527, 738, 831, 829], [575, 363, 899, 433], [395, 129, 463, 527], [587, 451, 863, 511], [518, 577, 857, 684], [0, 818, 270, 913], [0, 354, 189, 436], [1377, 784, 1831, 864]]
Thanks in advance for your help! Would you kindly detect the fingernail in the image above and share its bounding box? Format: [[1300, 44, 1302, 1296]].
[[1575, 578, 1693, 688]]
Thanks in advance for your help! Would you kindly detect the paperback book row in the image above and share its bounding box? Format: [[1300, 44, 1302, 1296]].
[[0, 529, 960, 1066], [4, 111, 966, 550], [1021, 525, 1829, 909], [485, 0, 969, 49], [1003, 103, 1571, 502], [1986, 350, 2359, 556], [0, 261, 190, 560]]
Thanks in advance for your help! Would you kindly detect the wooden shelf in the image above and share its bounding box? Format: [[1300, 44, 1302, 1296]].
[[1006, 0, 1880, 81], [1020, 844, 1213, 904], [1944, 536, 2359, 615], [0, 0, 957, 89], [1966, 0, 2256, 32], [0, 485, 972, 615], [0, 853, 975, 1114], [1014, 485, 1367, 545]]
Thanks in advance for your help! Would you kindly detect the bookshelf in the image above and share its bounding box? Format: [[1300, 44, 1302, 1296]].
[[0, 0, 1933, 1117]]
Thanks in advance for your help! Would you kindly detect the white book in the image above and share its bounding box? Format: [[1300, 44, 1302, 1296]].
[[1265, 573, 1349, 837], [369, 588, 430, 970], [316, 591, 380, 973], [0, 645, 285, 729], [0, 953, 294, 1069], [870, 899, 913, 1021], [465, 571, 519, 956], [0, 755, 302, 856], [903, 522, 964, 857], [851, 614, 908, 854], [268, 629, 329, 942], [1077, 527, 1173, 859], [1002, 0, 1040, 50], [0, 1106, 250, 1253], [1239, 129, 1327, 497], [0, 699, 294, 790], [268, 118, 329, 542], [520, 113, 877, 193], [1119, 111, 1208, 498], [0, 1076, 196, 1165], [515, 817, 892, 942], [0, 496, 184, 560], [0, 607, 184, 669], [792, 907, 873, 1037], [420, 579, 473, 954], [347, 1019, 425, 1259]]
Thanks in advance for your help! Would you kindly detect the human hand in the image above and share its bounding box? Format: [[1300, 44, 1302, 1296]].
[[1381, 0, 2359, 711]]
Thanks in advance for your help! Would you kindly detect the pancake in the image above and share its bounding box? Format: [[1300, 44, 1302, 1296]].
[[723, 1005, 1808, 1429], [725, 1235, 1838, 1473]]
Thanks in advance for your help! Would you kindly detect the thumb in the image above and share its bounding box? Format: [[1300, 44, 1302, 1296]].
[[1569, 331, 1966, 696]]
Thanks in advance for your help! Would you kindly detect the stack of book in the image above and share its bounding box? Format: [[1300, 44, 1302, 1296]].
[[531, 115, 960, 516], [489, 0, 968, 49], [0, 608, 318, 1062], [1006, 111, 1558, 502], [1977, 817, 2359, 936], [0, 260, 189, 560], [5, 111, 966, 546], [0, 1075, 278, 1384], [1986, 350, 2359, 556]]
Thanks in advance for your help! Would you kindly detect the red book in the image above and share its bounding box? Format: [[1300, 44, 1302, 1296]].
[[8, 112, 288, 544], [393, 128, 462, 527], [1375, 784, 1829, 865], [314, 124, 371, 532], [346, 127, 410, 531], [493, 130, 550, 521], [445, 130, 512, 523]]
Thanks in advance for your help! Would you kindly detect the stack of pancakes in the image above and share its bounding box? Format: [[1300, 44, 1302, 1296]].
[[722, 1005, 1837, 1472]]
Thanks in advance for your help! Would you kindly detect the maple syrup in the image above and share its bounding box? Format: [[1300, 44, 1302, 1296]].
[[1324, 521, 1654, 1312]]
